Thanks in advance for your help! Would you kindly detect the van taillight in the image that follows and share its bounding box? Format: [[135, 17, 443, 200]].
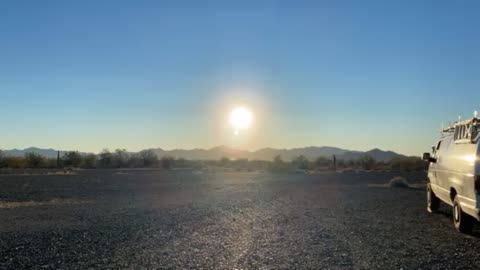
[[475, 175, 480, 193]]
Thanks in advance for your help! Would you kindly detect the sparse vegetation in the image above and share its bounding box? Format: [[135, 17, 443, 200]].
[[63, 151, 83, 168], [268, 155, 291, 173], [113, 149, 129, 168], [292, 155, 310, 170], [24, 152, 46, 168], [82, 154, 97, 169], [2, 156, 25, 169], [98, 149, 114, 168], [314, 156, 331, 168], [358, 155, 376, 170], [389, 157, 428, 171], [0, 149, 429, 172], [138, 149, 159, 167], [160, 156, 175, 169], [219, 157, 230, 167]]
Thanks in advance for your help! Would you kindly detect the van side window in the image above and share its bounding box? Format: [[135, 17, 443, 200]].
[[453, 124, 473, 143], [454, 126, 459, 141]]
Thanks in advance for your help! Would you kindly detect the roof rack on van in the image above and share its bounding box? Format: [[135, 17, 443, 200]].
[[441, 118, 479, 133], [440, 111, 480, 142], [440, 111, 479, 134]]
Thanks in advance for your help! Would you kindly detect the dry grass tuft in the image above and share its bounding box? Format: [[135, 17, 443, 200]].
[[388, 176, 410, 188], [368, 176, 416, 189]]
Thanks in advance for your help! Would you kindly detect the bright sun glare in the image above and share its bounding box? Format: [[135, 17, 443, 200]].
[[230, 107, 253, 135]]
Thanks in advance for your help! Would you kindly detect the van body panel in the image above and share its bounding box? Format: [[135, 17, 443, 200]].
[[427, 132, 480, 221]]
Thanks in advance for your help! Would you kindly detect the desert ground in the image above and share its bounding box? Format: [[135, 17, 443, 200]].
[[1, 170, 480, 269]]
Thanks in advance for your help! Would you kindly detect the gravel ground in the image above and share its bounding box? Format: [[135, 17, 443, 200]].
[[1, 170, 480, 269]]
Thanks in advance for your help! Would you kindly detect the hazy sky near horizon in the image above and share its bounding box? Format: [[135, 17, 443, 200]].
[[1, 0, 480, 155]]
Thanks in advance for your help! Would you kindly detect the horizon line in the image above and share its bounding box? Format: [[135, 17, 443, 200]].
[[1, 145, 408, 156]]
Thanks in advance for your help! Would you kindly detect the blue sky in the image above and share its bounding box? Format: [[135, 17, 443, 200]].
[[1, 0, 480, 155]]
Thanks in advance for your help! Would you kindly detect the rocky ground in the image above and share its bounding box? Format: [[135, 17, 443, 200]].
[[1, 170, 480, 269]]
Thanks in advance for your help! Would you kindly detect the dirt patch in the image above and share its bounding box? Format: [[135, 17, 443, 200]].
[[0, 199, 90, 209], [46, 171, 77, 175], [114, 172, 131, 175], [11, 170, 471, 270], [0, 171, 77, 177]]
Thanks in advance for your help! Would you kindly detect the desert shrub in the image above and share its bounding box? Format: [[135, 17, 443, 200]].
[[175, 157, 187, 168], [346, 160, 356, 168], [268, 155, 290, 173], [232, 158, 248, 171], [3, 156, 25, 168], [293, 155, 310, 170], [336, 159, 346, 168], [138, 149, 158, 167], [63, 151, 83, 168], [24, 152, 46, 168], [98, 149, 114, 168], [0, 150, 5, 168], [373, 161, 389, 171], [389, 157, 428, 171], [44, 158, 58, 168], [248, 160, 270, 171], [358, 155, 376, 170], [82, 154, 97, 168], [113, 149, 129, 168], [161, 156, 175, 169], [184, 160, 203, 169], [389, 176, 410, 188], [219, 157, 230, 167], [127, 154, 143, 168], [314, 156, 331, 168]]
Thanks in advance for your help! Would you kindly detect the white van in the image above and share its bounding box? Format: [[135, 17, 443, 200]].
[[423, 116, 480, 233]]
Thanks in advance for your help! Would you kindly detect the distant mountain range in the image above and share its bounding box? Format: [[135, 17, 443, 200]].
[[2, 147, 70, 158], [1, 146, 407, 162], [150, 146, 406, 162]]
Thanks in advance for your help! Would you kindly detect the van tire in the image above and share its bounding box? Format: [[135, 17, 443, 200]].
[[427, 183, 440, 213], [453, 196, 474, 234]]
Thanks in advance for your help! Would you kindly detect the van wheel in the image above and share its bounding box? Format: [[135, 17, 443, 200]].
[[453, 196, 474, 233], [427, 183, 440, 213]]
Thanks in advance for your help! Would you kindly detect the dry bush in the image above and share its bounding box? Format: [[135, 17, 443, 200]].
[[389, 157, 428, 171], [389, 176, 410, 188]]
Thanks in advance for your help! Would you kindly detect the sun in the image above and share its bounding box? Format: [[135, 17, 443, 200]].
[[230, 106, 253, 134]]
